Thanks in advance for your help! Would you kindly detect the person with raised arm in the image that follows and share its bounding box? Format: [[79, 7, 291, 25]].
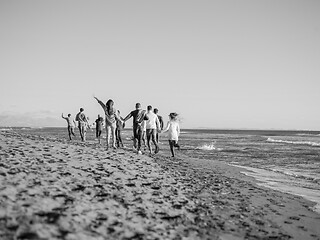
[[94, 96, 122, 149], [61, 113, 76, 140]]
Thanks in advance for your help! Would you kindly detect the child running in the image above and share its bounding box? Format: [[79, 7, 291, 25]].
[[95, 115, 104, 144], [162, 112, 180, 157]]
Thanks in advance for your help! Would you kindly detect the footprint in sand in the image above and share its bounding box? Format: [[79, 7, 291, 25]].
[[289, 216, 301, 221]]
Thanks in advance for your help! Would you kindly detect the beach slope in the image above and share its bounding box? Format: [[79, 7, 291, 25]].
[[0, 131, 319, 240]]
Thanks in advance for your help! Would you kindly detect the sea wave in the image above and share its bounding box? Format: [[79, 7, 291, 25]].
[[267, 137, 320, 147], [229, 164, 320, 214], [270, 167, 320, 184], [197, 143, 222, 151], [295, 133, 319, 136]]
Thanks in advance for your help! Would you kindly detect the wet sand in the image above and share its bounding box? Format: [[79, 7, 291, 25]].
[[0, 130, 320, 240]]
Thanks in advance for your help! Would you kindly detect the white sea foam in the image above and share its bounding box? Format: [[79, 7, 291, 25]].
[[198, 143, 216, 150], [0, 128, 12, 131], [267, 137, 320, 147], [296, 133, 318, 136], [179, 131, 189, 134], [197, 142, 222, 151]]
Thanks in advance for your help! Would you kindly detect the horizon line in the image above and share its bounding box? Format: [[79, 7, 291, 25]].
[[1, 126, 320, 132]]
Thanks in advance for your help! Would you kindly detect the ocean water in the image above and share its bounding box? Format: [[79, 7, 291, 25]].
[[3, 127, 320, 213], [178, 129, 320, 214]]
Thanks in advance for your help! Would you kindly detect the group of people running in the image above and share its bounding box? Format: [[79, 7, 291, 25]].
[[62, 96, 181, 157]]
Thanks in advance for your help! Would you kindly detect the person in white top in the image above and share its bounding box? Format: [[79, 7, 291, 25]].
[[162, 112, 180, 157], [61, 113, 76, 140], [145, 105, 161, 154]]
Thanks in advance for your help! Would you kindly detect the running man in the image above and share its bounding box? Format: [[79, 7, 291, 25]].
[[123, 103, 148, 154], [153, 108, 164, 143], [75, 108, 89, 142], [145, 105, 161, 154], [115, 110, 125, 148]]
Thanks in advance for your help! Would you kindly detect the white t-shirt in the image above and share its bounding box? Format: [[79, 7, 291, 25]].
[[163, 120, 180, 140], [145, 111, 160, 130]]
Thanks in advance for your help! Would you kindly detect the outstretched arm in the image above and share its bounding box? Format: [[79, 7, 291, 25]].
[[137, 110, 148, 124], [61, 113, 67, 120], [123, 112, 133, 122], [94, 96, 106, 109], [162, 121, 170, 133], [114, 110, 123, 123]]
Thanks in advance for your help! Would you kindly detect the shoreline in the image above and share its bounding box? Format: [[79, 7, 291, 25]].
[[228, 164, 320, 215], [1, 131, 320, 239]]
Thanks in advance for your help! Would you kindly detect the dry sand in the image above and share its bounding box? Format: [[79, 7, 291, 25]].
[[0, 130, 320, 240]]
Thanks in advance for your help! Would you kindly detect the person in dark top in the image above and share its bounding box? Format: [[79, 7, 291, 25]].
[[154, 108, 164, 143], [123, 103, 148, 154], [95, 114, 104, 144]]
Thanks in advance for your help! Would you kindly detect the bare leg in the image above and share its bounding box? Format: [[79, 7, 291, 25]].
[[146, 129, 152, 154], [67, 126, 72, 140], [78, 126, 84, 141], [151, 130, 159, 154], [111, 123, 117, 149], [71, 127, 76, 137], [118, 130, 123, 147], [106, 125, 111, 149], [83, 127, 86, 141], [98, 131, 101, 144], [169, 140, 175, 157], [142, 131, 146, 149]]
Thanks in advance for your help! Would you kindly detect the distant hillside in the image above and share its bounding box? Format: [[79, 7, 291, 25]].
[[0, 113, 63, 127]]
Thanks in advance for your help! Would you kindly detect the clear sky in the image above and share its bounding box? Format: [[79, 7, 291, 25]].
[[1, 0, 319, 130]]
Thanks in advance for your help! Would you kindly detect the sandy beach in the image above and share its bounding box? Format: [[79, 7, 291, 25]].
[[0, 130, 320, 240]]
